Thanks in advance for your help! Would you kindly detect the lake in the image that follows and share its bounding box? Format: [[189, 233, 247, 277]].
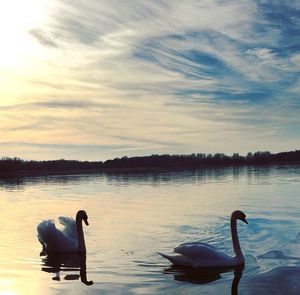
[[1, 165, 300, 294]]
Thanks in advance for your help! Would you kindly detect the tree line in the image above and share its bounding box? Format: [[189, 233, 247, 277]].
[[0, 150, 300, 175]]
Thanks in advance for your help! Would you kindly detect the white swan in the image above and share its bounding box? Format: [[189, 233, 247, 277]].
[[37, 210, 89, 253], [158, 210, 248, 268]]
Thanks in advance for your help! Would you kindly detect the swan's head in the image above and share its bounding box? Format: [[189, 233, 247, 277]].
[[76, 210, 89, 226], [232, 210, 248, 224]]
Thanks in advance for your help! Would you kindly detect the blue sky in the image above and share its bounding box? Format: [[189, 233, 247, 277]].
[[0, 0, 299, 160]]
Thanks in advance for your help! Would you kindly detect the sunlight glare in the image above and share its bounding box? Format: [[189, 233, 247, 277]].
[[0, 278, 17, 295], [0, 1, 50, 68], [0, 291, 17, 295], [0, 1, 55, 106]]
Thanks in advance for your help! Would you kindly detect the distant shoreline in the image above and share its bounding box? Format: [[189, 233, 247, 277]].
[[1, 149, 300, 178]]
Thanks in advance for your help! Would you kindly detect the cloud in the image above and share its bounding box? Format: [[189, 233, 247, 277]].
[[29, 0, 298, 96], [1, 0, 299, 160], [29, 29, 58, 48], [246, 48, 276, 60], [0, 142, 132, 161]]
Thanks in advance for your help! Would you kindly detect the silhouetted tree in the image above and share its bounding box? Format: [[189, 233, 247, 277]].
[[1, 149, 300, 176]]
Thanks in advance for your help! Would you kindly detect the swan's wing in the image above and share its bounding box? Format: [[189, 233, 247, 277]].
[[37, 219, 77, 252], [175, 241, 217, 253], [174, 242, 220, 259], [58, 216, 77, 240]]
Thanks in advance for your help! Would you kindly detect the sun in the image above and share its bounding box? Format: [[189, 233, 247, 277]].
[[0, 1, 49, 68], [0, 1, 54, 105]]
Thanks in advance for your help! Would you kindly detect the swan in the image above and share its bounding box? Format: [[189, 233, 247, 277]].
[[37, 210, 89, 253], [158, 210, 248, 268]]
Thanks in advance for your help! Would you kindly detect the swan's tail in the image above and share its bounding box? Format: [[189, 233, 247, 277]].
[[157, 252, 179, 265], [157, 252, 170, 259], [157, 252, 193, 267]]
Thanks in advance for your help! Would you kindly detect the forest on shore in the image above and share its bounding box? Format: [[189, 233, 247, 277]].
[[0, 149, 300, 176]]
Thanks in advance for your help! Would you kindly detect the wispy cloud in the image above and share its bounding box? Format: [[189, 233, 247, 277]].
[[0, 0, 299, 159], [29, 29, 58, 48]]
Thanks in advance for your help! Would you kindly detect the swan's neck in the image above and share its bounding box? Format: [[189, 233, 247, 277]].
[[76, 218, 86, 253], [231, 217, 243, 261]]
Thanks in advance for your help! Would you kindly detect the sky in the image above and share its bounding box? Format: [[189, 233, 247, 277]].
[[0, 0, 299, 161]]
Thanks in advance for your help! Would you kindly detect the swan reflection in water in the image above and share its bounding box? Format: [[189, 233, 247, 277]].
[[40, 252, 93, 285], [164, 265, 243, 295]]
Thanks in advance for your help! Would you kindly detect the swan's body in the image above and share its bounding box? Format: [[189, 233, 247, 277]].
[[37, 210, 89, 253], [158, 210, 248, 268]]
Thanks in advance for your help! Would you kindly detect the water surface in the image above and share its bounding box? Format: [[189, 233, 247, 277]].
[[1, 166, 300, 294]]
